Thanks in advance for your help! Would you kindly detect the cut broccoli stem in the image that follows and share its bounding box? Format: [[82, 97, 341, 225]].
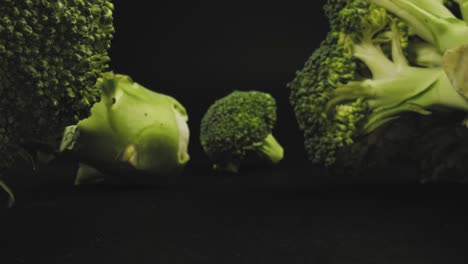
[[370, 0, 468, 52], [254, 134, 284, 164], [443, 44, 468, 99], [0, 179, 15, 208]]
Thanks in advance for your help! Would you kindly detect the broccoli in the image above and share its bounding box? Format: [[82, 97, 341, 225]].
[[60, 73, 190, 185], [288, 0, 468, 166], [0, 0, 114, 171], [0, 180, 14, 208], [415, 111, 468, 182], [200, 91, 284, 173]]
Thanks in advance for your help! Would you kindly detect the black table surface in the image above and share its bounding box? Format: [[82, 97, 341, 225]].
[[1, 160, 468, 264]]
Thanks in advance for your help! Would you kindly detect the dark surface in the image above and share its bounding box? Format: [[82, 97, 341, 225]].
[[2, 1, 468, 263], [1, 161, 468, 264]]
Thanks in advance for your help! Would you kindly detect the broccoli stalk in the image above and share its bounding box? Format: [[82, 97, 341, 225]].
[[407, 40, 443, 67], [329, 20, 468, 133], [254, 134, 284, 164], [0, 179, 14, 208], [443, 44, 468, 99], [212, 133, 284, 173], [369, 0, 468, 52], [455, 0, 468, 23]]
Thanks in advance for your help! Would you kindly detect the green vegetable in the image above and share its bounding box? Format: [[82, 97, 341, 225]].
[[288, 0, 468, 166], [0, 0, 114, 173], [200, 91, 284, 173], [60, 73, 190, 185], [0, 180, 14, 208]]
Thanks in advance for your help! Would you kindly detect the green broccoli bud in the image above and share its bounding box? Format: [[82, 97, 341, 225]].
[[200, 91, 284, 173], [60, 73, 190, 185], [0, 0, 114, 174]]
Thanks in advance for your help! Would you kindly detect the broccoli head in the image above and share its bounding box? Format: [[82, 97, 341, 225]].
[[200, 91, 284, 173], [0, 0, 114, 172], [288, 0, 468, 166], [60, 73, 190, 185]]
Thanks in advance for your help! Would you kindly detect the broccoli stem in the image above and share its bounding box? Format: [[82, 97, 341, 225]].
[[407, 41, 443, 67], [363, 70, 468, 133], [349, 37, 445, 113], [455, 0, 468, 23], [369, 0, 468, 52], [353, 41, 396, 79], [443, 43, 468, 99], [413, 73, 468, 111], [336, 21, 468, 135], [255, 134, 284, 164], [0, 179, 15, 208]]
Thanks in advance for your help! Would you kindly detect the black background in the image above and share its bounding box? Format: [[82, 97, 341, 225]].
[[108, 0, 329, 167], [1, 1, 468, 263]]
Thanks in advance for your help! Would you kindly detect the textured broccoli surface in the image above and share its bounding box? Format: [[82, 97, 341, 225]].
[[200, 91, 284, 173], [289, 0, 468, 167], [0, 0, 114, 173]]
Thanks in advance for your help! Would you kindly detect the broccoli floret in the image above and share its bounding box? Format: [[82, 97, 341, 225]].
[[200, 91, 284, 173], [288, 0, 468, 166], [0, 0, 114, 173], [60, 73, 190, 185]]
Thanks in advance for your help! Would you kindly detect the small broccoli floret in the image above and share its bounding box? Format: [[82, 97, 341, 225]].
[[200, 91, 284, 173], [289, 0, 468, 166], [60, 73, 190, 185], [0, 0, 114, 173]]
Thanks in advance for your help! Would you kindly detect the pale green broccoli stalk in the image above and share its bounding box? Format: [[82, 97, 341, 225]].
[[455, 0, 468, 22], [407, 40, 444, 67], [288, 0, 468, 166], [60, 73, 190, 185], [200, 91, 284, 173], [368, 0, 468, 52], [0, 180, 14, 208], [0, 0, 114, 174]]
